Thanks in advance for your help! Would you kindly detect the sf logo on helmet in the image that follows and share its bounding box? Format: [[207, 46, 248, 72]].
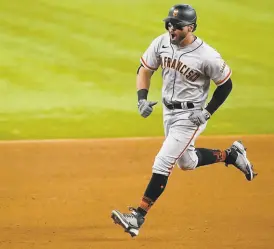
[[173, 9, 179, 17]]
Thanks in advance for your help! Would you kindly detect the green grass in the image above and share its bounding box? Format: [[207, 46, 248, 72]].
[[0, 0, 273, 139]]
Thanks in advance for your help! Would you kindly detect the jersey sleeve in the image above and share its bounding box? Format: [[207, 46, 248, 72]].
[[205, 55, 232, 86], [140, 36, 162, 71]]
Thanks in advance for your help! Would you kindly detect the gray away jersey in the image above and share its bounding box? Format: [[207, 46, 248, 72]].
[[140, 33, 232, 108]]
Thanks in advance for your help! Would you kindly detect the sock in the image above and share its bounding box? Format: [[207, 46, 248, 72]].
[[137, 173, 168, 217], [196, 148, 227, 167]]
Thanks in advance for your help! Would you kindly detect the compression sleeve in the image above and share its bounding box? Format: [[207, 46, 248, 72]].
[[205, 78, 232, 115]]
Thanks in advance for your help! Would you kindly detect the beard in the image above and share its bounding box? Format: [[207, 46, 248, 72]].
[[170, 32, 186, 45]]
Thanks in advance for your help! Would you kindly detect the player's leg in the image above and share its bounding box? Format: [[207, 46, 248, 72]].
[[136, 122, 204, 216], [195, 147, 227, 167], [195, 141, 257, 180], [177, 144, 228, 169], [176, 122, 207, 170], [178, 139, 257, 181], [111, 119, 199, 237], [111, 173, 167, 237], [172, 118, 257, 180]]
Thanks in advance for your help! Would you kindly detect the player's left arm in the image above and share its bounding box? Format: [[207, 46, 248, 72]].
[[189, 57, 232, 126], [205, 78, 232, 115], [205, 56, 233, 116]]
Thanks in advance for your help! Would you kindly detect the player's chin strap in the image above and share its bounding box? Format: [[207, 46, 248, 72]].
[[192, 23, 197, 32]]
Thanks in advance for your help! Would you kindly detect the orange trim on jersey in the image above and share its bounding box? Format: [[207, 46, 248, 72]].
[[216, 69, 232, 86], [176, 127, 199, 161], [140, 57, 158, 71]]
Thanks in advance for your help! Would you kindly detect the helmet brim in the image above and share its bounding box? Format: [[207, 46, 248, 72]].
[[163, 17, 182, 23]]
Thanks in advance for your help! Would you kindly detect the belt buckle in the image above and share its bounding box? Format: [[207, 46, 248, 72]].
[[181, 102, 194, 109], [181, 102, 187, 109]]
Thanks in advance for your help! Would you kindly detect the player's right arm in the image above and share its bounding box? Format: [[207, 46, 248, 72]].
[[136, 36, 162, 118], [136, 66, 154, 101]]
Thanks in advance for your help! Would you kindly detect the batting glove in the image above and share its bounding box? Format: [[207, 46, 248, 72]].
[[189, 109, 211, 126], [138, 99, 158, 118]]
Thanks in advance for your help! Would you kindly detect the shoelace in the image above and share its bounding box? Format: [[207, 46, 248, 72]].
[[123, 213, 136, 219], [123, 206, 138, 219]]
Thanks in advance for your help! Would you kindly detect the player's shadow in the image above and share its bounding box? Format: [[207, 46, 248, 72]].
[[70, 237, 129, 242], [67, 224, 169, 242], [68, 225, 162, 242], [70, 236, 161, 242]]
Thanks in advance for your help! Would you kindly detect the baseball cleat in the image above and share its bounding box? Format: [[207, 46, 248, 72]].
[[111, 207, 145, 237], [225, 141, 257, 181]]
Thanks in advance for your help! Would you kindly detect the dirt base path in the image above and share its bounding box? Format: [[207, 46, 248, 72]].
[[0, 135, 273, 249]]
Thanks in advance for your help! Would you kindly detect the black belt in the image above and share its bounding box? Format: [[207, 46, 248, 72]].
[[164, 101, 195, 110]]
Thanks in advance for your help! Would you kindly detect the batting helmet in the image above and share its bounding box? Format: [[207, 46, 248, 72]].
[[163, 4, 197, 31]]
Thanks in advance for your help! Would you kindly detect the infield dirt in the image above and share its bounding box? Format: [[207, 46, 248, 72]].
[[0, 135, 273, 249]]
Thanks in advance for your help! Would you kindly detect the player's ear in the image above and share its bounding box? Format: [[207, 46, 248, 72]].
[[188, 25, 194, 32]]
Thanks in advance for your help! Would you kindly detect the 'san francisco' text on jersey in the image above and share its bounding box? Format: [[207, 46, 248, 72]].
[[161, 57, 201, 82]]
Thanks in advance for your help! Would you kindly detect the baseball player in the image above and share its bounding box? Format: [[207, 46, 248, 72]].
[[111, 4, 257, 237]]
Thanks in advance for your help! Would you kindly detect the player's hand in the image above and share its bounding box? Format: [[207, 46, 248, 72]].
[[138, 99, 158, 118], [189, 109, 211, 126]]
